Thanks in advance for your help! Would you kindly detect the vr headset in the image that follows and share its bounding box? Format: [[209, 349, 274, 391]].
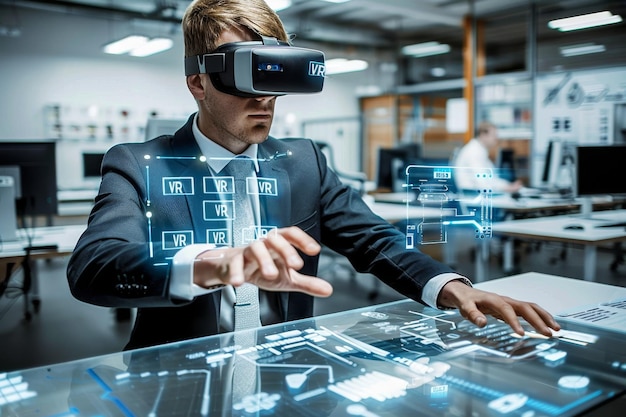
[[184, 36, 325, 98]]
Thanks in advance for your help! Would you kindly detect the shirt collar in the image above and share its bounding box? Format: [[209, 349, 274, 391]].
[[191, 113, 260, 173]]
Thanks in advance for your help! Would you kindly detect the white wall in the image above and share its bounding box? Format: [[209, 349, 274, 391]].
[[0, 7, 373, 177], [0, 53, 361, 140]]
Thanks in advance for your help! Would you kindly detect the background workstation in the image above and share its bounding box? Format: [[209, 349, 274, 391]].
[[1, 0, 626, 383]]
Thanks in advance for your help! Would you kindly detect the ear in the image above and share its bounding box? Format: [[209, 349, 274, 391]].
[[187, 74, 207, 100]]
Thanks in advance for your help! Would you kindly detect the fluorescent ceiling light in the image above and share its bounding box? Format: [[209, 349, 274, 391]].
[[103, 35, 148, 55], [104, 36, 173, 57], [430, 67, 446, 77], [129, 38, 173, 57], [266, 0, 292, 11], [325, 58, 368, 75], [560, 43, 606, 57], [549, 11, 622, 31], [402, 41, 450, 58]]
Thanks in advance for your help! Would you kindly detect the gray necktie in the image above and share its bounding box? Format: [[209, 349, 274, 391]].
[[220, 156, 261, 331], [221, 158, 262, 407]]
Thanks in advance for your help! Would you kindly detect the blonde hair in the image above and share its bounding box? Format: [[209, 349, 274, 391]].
[[182, 0, 289, 57]]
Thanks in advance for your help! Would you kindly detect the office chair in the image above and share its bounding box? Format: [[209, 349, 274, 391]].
[[314, 141, 379, 300]]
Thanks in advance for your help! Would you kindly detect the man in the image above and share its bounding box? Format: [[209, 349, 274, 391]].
[[454, 121, 524, 193], [67, 0, 559, 351]]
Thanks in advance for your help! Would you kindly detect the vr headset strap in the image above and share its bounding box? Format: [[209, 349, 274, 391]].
[[184, 54, 225, 76], [184, 37, 287, 76]]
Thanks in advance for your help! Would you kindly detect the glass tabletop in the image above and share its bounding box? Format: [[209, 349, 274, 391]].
[[2, 299, 625, 416]]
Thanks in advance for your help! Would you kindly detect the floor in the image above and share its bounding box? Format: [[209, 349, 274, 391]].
[[1, 233, 624, 373]]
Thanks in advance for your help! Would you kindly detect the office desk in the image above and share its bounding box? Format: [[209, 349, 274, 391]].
[[2, 273, 625, 416], [489, 195, 579, 216], [486, 210, 626, 281], [0, 225, 84, 319], [476, 272, 626, 322], [366, 199, 442, 223]]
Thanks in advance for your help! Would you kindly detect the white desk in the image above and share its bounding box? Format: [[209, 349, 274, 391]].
[[366, 200, 443, 223], [0, 225, 85, 319], [476, 272, 626, 315], [468, 194, 623, 219], [0, 225, 84, 259], [476, 272, 626, 333], [489, 194, 579, 215], [487, 210, 626, 281]]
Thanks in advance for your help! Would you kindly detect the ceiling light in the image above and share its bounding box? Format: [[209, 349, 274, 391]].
[[266, 0, 292, 11], [548, 11, 622, 31], [402, 41, 450, 58], [129, 38, 173, 57], [104, 36, 173, 57], [430, 67, 446, 77], [560, 43, 606, 57], [325, 58, 368, 75], [103, 35, 149, 55]]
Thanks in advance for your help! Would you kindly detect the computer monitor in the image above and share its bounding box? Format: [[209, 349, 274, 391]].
[[82, 152, 105, 179], [496, 148, 516, 182], [574, 144, 626, 197], [541, 140, 575, 190], [0, 174, 18, 241], [0, 141, 58, 217], [376, 144, 421, 192]]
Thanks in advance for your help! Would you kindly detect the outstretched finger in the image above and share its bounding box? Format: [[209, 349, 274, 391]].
[[288, 271, 333, 297], [510, 300, 561, 336], [277, 227, 321, 256]]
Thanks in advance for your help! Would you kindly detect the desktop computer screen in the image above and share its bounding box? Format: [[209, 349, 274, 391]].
[[82, 152, 105, 179], [575, 144, 626, 196], [496, 148, 516, 182], [0, 175, 18, 241], [541, 140, 576, 191], [0, 141, 58, 217], [376, 144, 421, 192]]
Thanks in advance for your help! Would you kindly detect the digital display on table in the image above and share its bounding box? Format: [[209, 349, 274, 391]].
[[2, 300, 625, 416]]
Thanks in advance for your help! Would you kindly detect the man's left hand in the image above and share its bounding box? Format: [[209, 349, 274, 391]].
[[438, 280, 561, 337]]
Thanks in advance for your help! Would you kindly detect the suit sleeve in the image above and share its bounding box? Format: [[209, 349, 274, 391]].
[[67, 143, 180, 308], [309, 141, 458, 304]]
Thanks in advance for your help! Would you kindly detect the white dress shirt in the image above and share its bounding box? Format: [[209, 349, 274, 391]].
[[170, 115, 472, 320], [453, 138, 512, 192]]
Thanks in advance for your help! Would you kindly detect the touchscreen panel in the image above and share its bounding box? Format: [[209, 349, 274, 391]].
[[3, 300, 625, 416]]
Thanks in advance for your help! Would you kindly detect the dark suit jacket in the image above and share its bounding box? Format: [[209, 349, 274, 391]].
[[67, 114, 454, 350]]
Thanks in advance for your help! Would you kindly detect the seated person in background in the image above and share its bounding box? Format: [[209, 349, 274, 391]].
[[454, 121, 524, 193], [67, 0, 559, 351]]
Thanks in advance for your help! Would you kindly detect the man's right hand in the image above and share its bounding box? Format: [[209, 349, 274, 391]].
[[192, 226, 333, 297]]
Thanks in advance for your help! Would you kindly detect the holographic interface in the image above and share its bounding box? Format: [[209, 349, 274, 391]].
[[142, 152, 289, 263], [403, 165, 494, 249], [4, 300, 625, 416]]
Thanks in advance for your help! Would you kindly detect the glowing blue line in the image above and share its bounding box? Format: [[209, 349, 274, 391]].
[[147, 216, 153, 258], [535, 390, 605, 416], [443, 220, 482, 229], [156, 156, 197, 160], [145, 165, 151, 206], [86, 368, 135, 417], [45, 409, 80, 417]]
